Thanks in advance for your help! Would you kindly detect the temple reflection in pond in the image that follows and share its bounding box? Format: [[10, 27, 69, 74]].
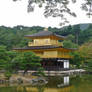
[[16, 76, 71, 92], [1, 75, 92, 92]]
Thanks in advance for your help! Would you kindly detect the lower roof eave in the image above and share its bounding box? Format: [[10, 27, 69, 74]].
[[13, 46, 77, 51]]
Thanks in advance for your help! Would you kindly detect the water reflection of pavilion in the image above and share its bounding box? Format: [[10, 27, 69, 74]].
[[57, 76, 69, 87], [17, 76, 72, 92]]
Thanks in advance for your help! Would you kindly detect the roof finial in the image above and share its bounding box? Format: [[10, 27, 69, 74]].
[[44, 27, 48, 31]]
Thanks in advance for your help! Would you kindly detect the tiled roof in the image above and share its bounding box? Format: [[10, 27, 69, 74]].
[[13, 45, 60, 50], [25, 31, 65, 39], [13, 45, 77, 50]]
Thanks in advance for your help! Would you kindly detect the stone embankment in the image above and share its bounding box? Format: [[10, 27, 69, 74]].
[[0, 74, 47, 86], [18, 69, 85, 76], [0, 69, 85, 85], [9, 75, 47, 85]]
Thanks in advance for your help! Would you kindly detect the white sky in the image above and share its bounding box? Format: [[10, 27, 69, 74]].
[[0, 0, 92, 28]]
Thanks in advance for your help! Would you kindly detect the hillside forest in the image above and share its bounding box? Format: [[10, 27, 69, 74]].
[[0, 23, 92, 73]]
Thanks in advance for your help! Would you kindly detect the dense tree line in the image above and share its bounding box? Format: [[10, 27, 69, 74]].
[[0, 23, 92, 50], [0, 45, 42, 78], [0, 26, 44, 50]]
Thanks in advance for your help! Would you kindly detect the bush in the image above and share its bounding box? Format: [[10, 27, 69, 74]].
[[37, 67, 45, 77], [4, 71, 12, 80]]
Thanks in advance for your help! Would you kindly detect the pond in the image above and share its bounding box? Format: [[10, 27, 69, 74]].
[[0, 74, 92, 92]]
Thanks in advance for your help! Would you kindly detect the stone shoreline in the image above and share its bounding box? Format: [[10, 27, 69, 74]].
[[0, 69, 85, 85]]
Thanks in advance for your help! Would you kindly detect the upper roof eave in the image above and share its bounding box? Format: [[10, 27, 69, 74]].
[[24, 31, 66, 40]]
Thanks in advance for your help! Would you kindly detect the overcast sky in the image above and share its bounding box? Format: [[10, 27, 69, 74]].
[[0, 0, 92, 28]]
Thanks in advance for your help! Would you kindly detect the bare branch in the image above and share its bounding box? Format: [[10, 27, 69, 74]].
[[12, 0, 92, 25]]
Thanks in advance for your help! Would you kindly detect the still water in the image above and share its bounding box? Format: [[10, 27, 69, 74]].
[[0, 74, 92, 92]]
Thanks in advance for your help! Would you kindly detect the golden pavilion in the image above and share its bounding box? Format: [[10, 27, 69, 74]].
[[14, 29, 75, 70]]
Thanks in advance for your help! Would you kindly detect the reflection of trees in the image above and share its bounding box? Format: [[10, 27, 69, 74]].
[[17, 86, 27, 92], [17, 85, 45, 92], [47, 77, 63, 88], [37, 85, 45, 92], [24, 87, 27, 92], [0, 87, 17, 92], [2, 75, 92, 92]]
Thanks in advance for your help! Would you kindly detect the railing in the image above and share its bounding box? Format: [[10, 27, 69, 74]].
[[50, 41, 63, 46], [28, 42, 63, 46], [36, 54, 71, 59], [44, 66, 70, 71], [28, 42, 51, 46]]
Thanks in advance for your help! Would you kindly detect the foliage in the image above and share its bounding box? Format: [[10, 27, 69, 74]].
[[0, 26, 44, 50], [67, 34, 75, 42], [12, 52, 41, 73], [79, 41, 92, 60], [70, 39, 92, 70], [0, 46, 42, 74], [70, 39, 92, 69], [85, 59, 92, 72], [81, 0, 92, 18], [4, 71, 12, 80], [37, 67, 45, 77], [0, 46, 10, 70], [70, 51, 83, 68], [14, 0, 77, 25], [13, 0, 92, 25], [73, 24, 81, 44], [63, 40, 78, 48]]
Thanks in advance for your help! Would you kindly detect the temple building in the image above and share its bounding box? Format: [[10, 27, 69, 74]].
[[14, 29, 75, 71]]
